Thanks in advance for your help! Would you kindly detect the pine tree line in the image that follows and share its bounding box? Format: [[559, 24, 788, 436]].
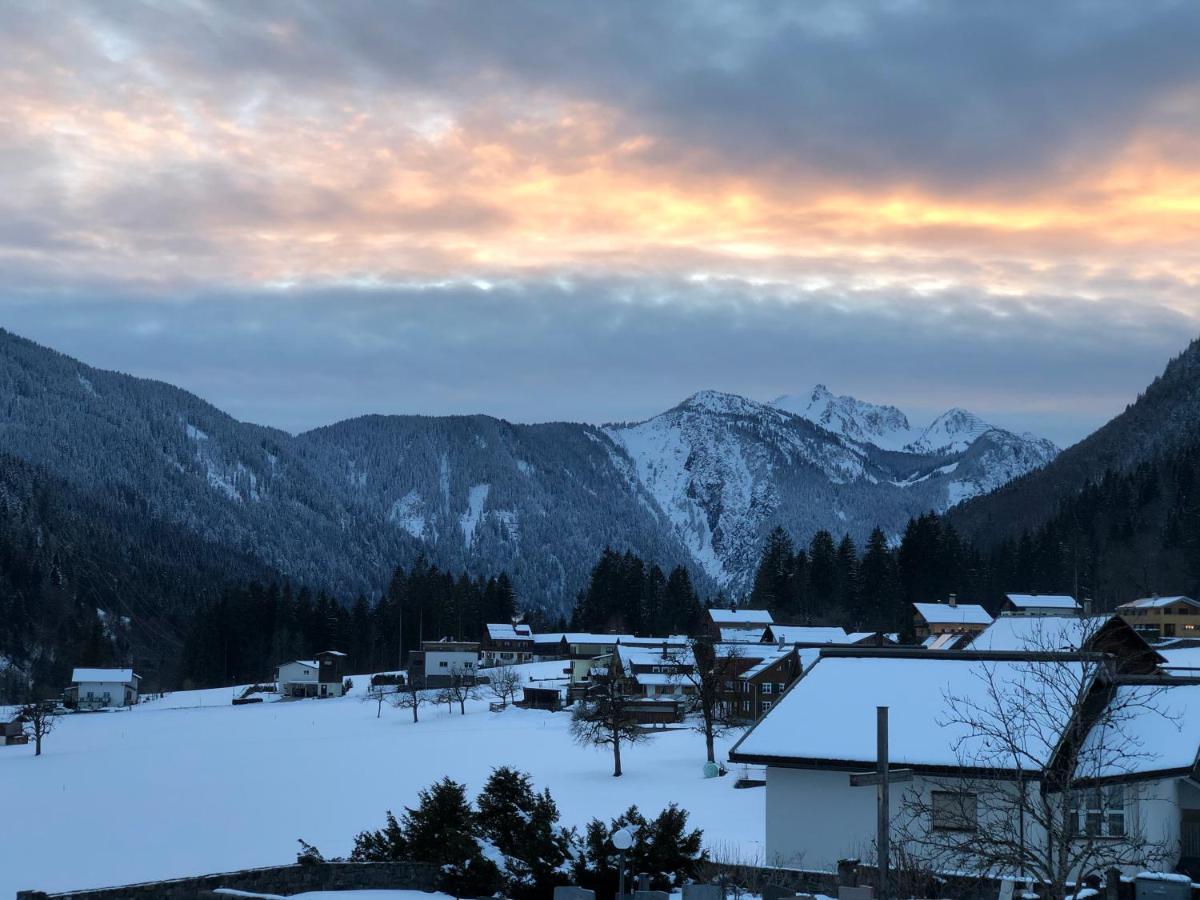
[[568, 548, 706, 635]]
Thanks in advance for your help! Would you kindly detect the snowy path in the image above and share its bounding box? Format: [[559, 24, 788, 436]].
[[0, 677, 762, 898]]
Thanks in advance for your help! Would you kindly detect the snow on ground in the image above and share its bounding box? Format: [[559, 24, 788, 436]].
[[0, 665, 762, 898]]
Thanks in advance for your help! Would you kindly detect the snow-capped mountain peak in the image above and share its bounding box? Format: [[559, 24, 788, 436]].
[[771, 385, 913, 450], [905, 407, 992, 455]]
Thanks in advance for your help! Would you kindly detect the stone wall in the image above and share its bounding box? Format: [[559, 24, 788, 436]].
[[16, 860, 439, 900]]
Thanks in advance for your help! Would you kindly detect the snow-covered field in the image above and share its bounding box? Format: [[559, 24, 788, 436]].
[[0, 666, 763, 898]]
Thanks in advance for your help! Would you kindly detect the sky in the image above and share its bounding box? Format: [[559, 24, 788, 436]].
[[1, 0, 1198, 446]]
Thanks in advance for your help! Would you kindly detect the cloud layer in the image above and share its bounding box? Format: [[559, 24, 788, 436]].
[[1, 0, 1198, 443]]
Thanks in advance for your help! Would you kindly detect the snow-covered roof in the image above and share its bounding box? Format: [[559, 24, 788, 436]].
[[486, 623, 534, 640], [972, 615, 1105, 653], [633, 672, 687, 687], [732, 655, 1087, 769], [279, 659, 319, 669], [913, 602, 992, 626], [1078, 682, 1200, 778], [620, 635, 690, 646], [767, 626, 854, 645], [1118, 596, 1199, 611], [740, 649, 793, 680], [316, 649, 347, 657], [719, 626, 768, 643], [535, 632, 635, 645], [72, 668, 137, 684], [615, 645, 696, 668], [1005, 593, 1080, 611], [708, 608, 774, 625], [924, 632, 968, 651], [1159, 646, 1200, 671]]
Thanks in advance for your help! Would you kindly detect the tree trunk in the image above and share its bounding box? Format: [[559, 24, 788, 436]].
[[459, 697, 466, 715], [613, 732, 623, 777], [35, 731, 42, 756], [705, 721, 715, 764], [412, 700, 419, 723]]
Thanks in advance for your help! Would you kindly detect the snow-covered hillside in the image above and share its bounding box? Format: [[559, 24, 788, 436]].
[[0, 673, 760, 898], [772, 385, 913, 451]]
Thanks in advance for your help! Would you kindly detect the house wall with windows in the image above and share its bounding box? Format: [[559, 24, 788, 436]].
[[1117, 597, 1200, 639]]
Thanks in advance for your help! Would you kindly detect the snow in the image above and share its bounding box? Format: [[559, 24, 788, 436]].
[[913, 602, 992, 626], [485, 623, 532, 641], [971, 615, 1106, 652], [1004, 593, 1081, 611], [1120, 595, 1198, 610], [459, 483, 490, 545], [217, 893, 454, 900], [733, 655, 1086, 769], [709, 609, 774, 625], [71, 667, 136, 683], [388, 490, 426, 539], [771, 385, 914, 451], [1159, 646, 1200, 672], [1079, 682, 1200, 777], [719, 626, 768, 642], [767, 626, 855, 645], [0, 667, 761, 898], [906, 408, 991, 455]]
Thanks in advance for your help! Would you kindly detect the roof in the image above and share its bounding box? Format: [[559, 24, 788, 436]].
[[316, 650, 347, 657], [1005, 593, 1080, 611], [1078, 681, 1200, 778], [766, 626, 855, 645], [1118, 596, 1200, 611], [972, 615, 1103, 652], [614, 645, 696, 668], [732, 654, 1087, 770], [535, 632, 635, 645], [633, 672, 688, 687], [719, 626, 768, 643], [924, 631, 974, 651], [72, 668, 137, 684], [913, 602, 993, 626], [708, 608, 774, 625], [280, 659, 319, 669], [485, 623, 534, 640], [1158, 646, 1200, 672], [741, 649, 794, 680]]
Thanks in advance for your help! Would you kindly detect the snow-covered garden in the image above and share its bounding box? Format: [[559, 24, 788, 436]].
[[0, 666, 762, 898]]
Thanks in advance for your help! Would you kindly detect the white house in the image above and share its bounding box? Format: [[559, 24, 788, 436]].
[[276, 650, 348, 698], [410, 639, 479, 688], [729, 648, 1200, 879], [912, 598, 992, 639], [708, 607, 773, 640], [70, 668, 140, 710]]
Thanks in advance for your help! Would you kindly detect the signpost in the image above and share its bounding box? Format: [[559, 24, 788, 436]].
[[848, 706, 913, 900]]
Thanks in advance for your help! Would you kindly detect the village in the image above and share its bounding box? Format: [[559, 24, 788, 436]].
[[6, 593, 1200, 900]]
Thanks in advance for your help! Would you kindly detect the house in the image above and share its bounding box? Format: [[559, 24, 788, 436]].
[[1000, 593, 1082, 616], [67, 668, 140, 710], [971, 614, 1164, 675], [276, 650, 349, 698], [912, 595, 992, 639], [707, 607, 774, 640], [1117, 596, 1200, 640], [519, 684, 567, 711], [531, 633, 688, 692], [609, 643, 697, 701], [481, 623, 535, 667], [408, 639, 479, 688], [732, 647, 800, 722], [762, 625, 872, 646], [729, 647, 1200, 879]]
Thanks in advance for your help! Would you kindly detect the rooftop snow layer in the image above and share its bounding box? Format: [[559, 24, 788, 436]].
[[71, 668, 136, 683], [1005, 593, 1080, 610], [1119, 596, 1199, 610], [971, 615, 1109, 652], [913, 602, 992, 626], [709, 608, 774, 625], [733, 655, 1086, 769], [1078, 682, 1200, 777], [486, 623, 533, 640], [767, 626, 855, 645]]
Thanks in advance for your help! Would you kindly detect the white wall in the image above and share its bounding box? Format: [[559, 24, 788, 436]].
[[76, 680, 136, 708], [424, 649, 478, 677], [276, 661, 317, 687]]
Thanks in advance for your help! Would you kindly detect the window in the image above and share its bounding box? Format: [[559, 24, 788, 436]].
[[723, 681, 735, 691], [1074, 785, 1125, 838], [438, 661, 449, 668], [762, 682, 773, 695], [931, 791, 978, 832], [776, 682, 786, 694], [760, 700, 771, 711]]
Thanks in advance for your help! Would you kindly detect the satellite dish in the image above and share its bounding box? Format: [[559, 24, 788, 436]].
[[612, 827, 634, 850]]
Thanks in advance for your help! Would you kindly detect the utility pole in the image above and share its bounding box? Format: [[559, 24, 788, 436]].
[[849, 706, 912, 900]]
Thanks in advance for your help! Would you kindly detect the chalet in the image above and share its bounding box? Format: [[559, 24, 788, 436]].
[[729, 648, 1200, 878], [971, 614, 1164, 675], [276, 650, 349, 699], [912, 595, 992, 639], [67, 668, 140, 710], [481, 623, 535, 667], [707, 607, 774, 641], [408, 639, 479, 688], [609, 643, 697, 701], [533, 633, 689, 692], [1118, 596, 1200, 640], [1001, 593, 1082, 616], [731, 647, 800, 722]]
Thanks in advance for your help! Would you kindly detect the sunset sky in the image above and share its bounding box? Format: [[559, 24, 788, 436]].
[[2, 1, 1198, 444]]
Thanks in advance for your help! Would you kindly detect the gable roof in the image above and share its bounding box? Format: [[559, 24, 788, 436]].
[[913, 602, 993, 626], [72, 668, 137, 684], [765, 626, 855, 645], [1078, 681, 1200, 779], [613, 645, 695, 669], [731, 653, 1090, 771], [740, 649, 794, 680], [719, 626, 768, 643], [1005, 593, 1080, 611], [485, 623, 534, 640], [708, 608, 774, 625], [1118, 595, 1200, 611]]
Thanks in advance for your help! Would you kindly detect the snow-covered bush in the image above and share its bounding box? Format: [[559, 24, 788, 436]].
[[571, 803, 707, 897]]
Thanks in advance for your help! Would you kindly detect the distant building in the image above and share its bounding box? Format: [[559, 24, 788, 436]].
[[1117, 596, 1200, 640], [481, 623, 535, 667], [409, 639, 479, 688], [707, 607, 774, 641], [1, 718, 27, 746], [1000, 593, 1082, 616], [276, 650, 348, 699], [912, 595, 993, 639], [67, 668, 140, 710], [732, 647, 801, 722]]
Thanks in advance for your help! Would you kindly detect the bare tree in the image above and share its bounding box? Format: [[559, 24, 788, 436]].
[[389, 676, 425, 723], [569, 671, 647, 776], [488, 664, 522, 707], [364, 684, 397, 718], [442, 667, 479, 715], [678, 638, 745, 763], [20, 702, 56, 756], [899, 619, 1177, 900]]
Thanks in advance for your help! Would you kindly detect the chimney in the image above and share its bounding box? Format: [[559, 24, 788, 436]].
[[948, 593, 957, 608]]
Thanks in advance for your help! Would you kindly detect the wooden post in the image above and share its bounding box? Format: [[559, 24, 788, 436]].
[[877, 705, 890, 900]]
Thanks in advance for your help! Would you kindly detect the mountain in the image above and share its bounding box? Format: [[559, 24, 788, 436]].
[[951, 337, 1200, 543], [0, 330, 1058, 614], [772, 385, 913, 450]]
